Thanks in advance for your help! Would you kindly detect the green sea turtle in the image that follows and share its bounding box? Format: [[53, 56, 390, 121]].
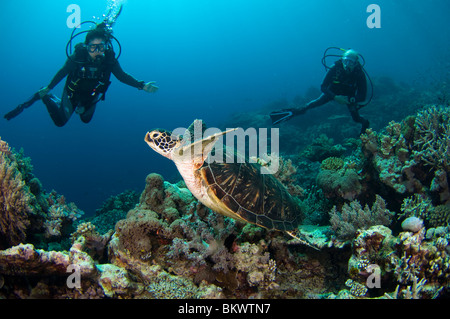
[[144, 120, 317, 249]]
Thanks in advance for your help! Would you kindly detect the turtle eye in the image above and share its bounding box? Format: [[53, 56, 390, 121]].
[[150, 132, 161, 140]]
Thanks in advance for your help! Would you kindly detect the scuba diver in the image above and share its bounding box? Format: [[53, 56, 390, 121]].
[[4, 7, 158, 126], [270, 48, 371, 135]]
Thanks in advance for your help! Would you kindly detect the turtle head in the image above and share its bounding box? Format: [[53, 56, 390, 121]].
[[144, 129, 183, 160]]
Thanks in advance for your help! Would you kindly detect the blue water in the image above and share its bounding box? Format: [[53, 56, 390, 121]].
[[1, 0, 449, 214]]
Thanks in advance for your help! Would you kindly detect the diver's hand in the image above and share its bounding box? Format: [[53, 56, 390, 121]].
[[143, 81, 159, 93], [38, 86, 51, 98], [334, 95, 348, 105]]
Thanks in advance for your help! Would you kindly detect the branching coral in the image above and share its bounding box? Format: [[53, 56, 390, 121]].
[[361, 121, 422, 194], [413, 105, 450, 170], [270, 155, 304, 197], [234, 242, 278, 289], [361, 105, 450, 203], [329, 194, 394, 241], [43, 201, 84, 239], [347, 224, 450, 299], [399, 194, 433, 220]]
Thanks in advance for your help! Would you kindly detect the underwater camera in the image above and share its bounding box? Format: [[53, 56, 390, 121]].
[[322, 47, 374, 107], [65, 4, 123, 63]]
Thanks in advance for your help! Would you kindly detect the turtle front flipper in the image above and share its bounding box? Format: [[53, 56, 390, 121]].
[[177, 128, 237, 170]]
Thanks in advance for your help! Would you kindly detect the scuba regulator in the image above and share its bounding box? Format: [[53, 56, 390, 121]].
[[66, 4, 123, 63]]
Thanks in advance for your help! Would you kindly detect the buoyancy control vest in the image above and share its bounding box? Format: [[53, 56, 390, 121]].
[[66, 43, 113, 101], [330, 60, 360, 97]]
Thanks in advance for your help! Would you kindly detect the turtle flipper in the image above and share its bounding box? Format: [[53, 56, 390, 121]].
[[179, 126, 237, 169], [286, 231, 320, 251]]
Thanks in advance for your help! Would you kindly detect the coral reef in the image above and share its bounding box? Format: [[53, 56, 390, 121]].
[[361, 104, 450, 205], [0, 170, 343, 299], [329, 195, 394, 241], [0, 140, 32, 249], [300, 134, 346, 162], [316, 164, 362, 201], [2, 95, 450, 299], [90, 190, 139, 234], [345, 224, 449, 299], [0, 137, 84, 251]]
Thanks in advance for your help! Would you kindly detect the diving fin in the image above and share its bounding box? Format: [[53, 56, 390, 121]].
[[269, 109, 294, 125], [4, 92, 41, 121]]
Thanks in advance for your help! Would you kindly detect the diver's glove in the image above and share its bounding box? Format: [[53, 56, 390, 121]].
[[143, 81, 159, 93]]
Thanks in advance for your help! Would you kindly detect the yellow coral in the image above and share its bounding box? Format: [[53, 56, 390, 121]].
[[0, 153, 32, 248], [320, 157, 344, 171], [0, 137, 11, 155]]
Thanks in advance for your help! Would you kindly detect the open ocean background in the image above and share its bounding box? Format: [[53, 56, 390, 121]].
[[1, 0, 449, 215]]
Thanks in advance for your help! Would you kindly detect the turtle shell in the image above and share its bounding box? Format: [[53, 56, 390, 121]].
[[196, 160, 303, 231]]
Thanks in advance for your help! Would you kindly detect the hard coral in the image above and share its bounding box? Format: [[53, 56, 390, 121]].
[[413, 105, 450, 170], [426, 205, 450, 228], [347, 224, 450, 299], [320, 157, 345, 171], [361, 105, 450, 204], [271, 155, 304, 197]]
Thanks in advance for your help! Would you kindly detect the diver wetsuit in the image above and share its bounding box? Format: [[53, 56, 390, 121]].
[[43, 44, 145, 127], [302, 60, 369, 133]]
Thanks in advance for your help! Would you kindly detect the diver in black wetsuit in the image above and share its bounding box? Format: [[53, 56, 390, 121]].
[[270, 49, 370, 134], [37, 26, 158, 127], [4, 22, 158, 125]]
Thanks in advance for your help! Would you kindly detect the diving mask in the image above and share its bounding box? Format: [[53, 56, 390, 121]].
[[86, 43, 106, 53], [342, 57, 357, 70]]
